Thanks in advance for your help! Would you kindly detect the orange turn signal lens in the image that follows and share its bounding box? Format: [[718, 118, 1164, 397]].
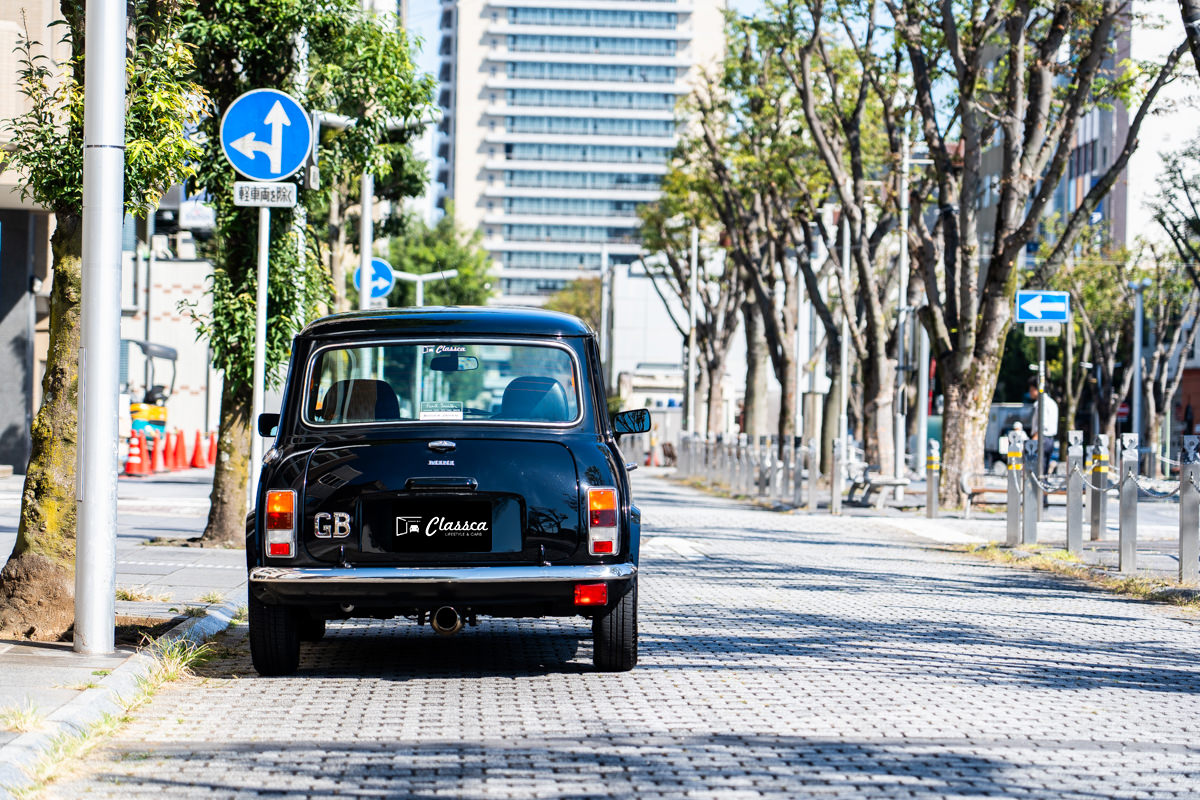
[[265, 489, 295, 531], [588, 487, 617, 528]]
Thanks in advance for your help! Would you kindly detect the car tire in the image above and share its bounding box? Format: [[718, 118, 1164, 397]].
[[249, 596, 300, 676], [298, 616, 326, 643], [593, 578, 637, 672]]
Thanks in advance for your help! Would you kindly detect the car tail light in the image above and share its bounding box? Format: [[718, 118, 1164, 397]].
[[265, 489, 296, 559], [587, 487, 618, 556], [574, 583, 608, 606]]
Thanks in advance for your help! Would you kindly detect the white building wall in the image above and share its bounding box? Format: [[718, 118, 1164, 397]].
[[437, 0, 727, 304]]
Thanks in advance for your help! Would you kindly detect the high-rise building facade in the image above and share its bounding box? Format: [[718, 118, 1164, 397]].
[[435, 0, 725, 303]]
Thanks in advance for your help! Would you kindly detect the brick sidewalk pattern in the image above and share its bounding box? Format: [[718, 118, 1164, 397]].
[[43, 475, 1200, 799]]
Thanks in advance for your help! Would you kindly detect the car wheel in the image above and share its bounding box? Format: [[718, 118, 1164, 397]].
[[298, 615, 326, 643], [249, 596, 300, 676], [593, 578, 637, 672]]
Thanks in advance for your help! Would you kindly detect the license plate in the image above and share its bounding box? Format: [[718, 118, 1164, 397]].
[[391, 499, 493, 552]]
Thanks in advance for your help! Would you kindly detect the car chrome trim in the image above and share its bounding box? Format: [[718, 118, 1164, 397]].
[[250, 563, 637, 585], [300, 337, 585, 430]]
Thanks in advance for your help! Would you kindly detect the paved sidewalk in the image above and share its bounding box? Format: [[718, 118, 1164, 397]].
[[0, 469, 247, 788]]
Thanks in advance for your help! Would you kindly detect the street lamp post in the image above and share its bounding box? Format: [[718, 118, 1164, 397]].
[[394, 268, 459, 307], [1129, 277, 1152, 462], [75, 0, 128, 655]]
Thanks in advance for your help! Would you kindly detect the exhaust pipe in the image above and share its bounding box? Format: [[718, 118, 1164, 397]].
[[430, 606, 464, 636], [339, 603, 355, 614]]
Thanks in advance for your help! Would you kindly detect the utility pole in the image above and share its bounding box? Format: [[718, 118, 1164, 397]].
[[76, 0, 128, 655], [894, 126, 911, 498], [686, 228, 698, 433], [1129, 278, 1151, 468], [839, 213, 850, 475]]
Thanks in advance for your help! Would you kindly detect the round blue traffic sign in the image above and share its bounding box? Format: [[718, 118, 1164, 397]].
[[219, 89, 313, 182], [354, 258, 396, 300]]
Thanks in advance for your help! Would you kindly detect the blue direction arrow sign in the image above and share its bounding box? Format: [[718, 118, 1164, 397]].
[[1015, 290, 1070, 323], [219, 89, 312, 181], [354, 258, 396, 299]]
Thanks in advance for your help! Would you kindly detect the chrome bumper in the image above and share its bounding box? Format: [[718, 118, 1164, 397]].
[[250, 563, 637, 586]]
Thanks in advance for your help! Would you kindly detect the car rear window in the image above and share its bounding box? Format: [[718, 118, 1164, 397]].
[[304, 340, 581, 426]]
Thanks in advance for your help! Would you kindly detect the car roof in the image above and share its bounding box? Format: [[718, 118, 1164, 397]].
[[299, 306, 595, 339]]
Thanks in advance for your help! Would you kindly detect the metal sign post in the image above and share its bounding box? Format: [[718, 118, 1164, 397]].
[[220, 89, 311, 511], [75, 0, 128, 655]]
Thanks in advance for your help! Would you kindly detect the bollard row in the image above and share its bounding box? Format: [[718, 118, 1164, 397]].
[[1001, 431, 1200, 583]]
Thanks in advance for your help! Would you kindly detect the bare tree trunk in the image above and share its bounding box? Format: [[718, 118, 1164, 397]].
[[0, 215, 82, 640], [1145, 389, 1162, 478], [330, 183, 350, 312], [198, 380, 252, 547], [743, 300, 769, 439], [776, 354, 797, 454], [862, 346, 895, 475], [821, 368, 842, 474], [939, 356, 1000, 507], [705, 357, 725, 435]]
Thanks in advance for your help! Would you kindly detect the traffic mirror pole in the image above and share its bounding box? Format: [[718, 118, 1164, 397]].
[[76, 0, 128, 655]]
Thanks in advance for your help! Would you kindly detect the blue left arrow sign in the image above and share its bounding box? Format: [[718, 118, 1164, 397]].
[[219, 89, 312, 182]]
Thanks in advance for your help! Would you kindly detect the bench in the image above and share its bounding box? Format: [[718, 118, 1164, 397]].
[[847, 464, 911, 509], [961, 474, 1008, 519], [961, 469, 1067, 518]]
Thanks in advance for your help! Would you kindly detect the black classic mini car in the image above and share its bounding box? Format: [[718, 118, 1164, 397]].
[[248, 307, 651, 676]]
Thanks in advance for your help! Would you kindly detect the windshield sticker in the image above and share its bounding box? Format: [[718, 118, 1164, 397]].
[[419, 401, 464, 421], [422, 344, 467, 354]]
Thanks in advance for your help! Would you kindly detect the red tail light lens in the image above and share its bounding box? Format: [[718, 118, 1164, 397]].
[[266, 490, 295, 531], [265, 489, 296, 559], [574, 583, 608, 606], [588, 488, 617, 527], [587, 487, 618, 556]]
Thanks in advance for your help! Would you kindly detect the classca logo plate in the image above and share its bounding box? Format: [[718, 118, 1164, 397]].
[[389, 499, 492, 553]]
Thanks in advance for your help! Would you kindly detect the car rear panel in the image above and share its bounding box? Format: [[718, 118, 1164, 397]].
[[299, 435, 582, 565]]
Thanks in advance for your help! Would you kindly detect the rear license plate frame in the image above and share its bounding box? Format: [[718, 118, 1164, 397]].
[[390, 497, 494, 553]]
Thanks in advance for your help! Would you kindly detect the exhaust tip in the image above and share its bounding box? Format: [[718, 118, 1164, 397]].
[[430, 606, 464, 636], [339, 602, 355, 613]]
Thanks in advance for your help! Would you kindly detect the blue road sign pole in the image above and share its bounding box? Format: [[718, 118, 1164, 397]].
[[250, 207, 270, 510]]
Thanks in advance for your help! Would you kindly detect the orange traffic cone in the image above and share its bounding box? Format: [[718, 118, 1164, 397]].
[[207, 431, 218, 465], [140, 433, 153, 475], [190, 430, 208, 469], [124, 433, 144, 476], [173, 429, 187, 471], [162, 430, 175, 471]]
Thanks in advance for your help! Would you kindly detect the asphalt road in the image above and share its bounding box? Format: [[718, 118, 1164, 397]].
[[39, 473, 1200, 799]]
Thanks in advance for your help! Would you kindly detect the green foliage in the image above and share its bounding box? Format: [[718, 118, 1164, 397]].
[[181, 0, 432, 388], [0, 2, 204, 217], [543, 279, 601, 332], [385, 205, 494, 307]]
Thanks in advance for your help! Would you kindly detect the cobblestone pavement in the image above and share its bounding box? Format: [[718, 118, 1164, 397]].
[[44, 475, 1200, 799]]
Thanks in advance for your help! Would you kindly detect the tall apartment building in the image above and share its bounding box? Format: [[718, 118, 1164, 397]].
[[435, 0, 725, 303]]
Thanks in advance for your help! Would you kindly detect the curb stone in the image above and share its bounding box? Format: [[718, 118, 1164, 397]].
[[0, 601, 242, 799]]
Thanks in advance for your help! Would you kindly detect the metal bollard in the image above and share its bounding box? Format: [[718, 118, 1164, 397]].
[[806, 437, 818, 513], [1089, 434, 1109, 541], [831, 438, 843, 516], [1006, 433, 1024, 547], [792, 437, 805, 507], [1118, 433, 1138, 575], [1022, 438, 1039, 545], [1066, 430, 1083, 555], [1180, 436, 1200, 584], [754, 436, 766, 497], [926, 440, 940, 519]]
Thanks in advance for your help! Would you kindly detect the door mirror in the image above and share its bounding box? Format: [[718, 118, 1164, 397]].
[[258, 412, 280, 437], [612, 408, 651, 436]]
